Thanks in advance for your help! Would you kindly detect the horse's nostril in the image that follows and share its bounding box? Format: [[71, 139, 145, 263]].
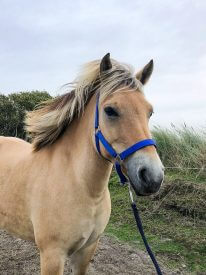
[[139, 168, 148, 183]]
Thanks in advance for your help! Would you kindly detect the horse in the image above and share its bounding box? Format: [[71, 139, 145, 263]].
[[0, 53, 164, 275]]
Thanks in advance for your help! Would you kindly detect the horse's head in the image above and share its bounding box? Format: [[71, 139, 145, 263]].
[[96, 54, 164, 196]]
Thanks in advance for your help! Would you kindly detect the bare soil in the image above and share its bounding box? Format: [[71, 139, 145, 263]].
[[0, 229, 179, 275]]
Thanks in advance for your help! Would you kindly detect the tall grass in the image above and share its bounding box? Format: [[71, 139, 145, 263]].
[[152, 125, 206, 176]]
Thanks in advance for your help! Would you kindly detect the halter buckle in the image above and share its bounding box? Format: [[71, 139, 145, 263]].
[[115, 154, 122, 163], [95, 126, 100, 135]]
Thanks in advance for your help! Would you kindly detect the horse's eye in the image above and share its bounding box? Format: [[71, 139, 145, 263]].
[[149, 111, 154, 118], [104, 107, 119, 117]]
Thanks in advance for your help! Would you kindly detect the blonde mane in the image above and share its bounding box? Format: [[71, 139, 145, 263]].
[[25, 58, 142, 150]]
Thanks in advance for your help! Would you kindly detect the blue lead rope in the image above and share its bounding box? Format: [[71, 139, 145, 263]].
[[94, 94, 163, 275], [131, 202, 163, 275], [128, 184, 163, 275]]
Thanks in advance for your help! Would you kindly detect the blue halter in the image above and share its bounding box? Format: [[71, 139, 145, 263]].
[[94, 93, 163, 275], [94, 94, 156, 184]]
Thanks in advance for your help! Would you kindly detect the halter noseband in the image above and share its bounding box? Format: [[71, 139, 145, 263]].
[[94, 94, 156, 184]]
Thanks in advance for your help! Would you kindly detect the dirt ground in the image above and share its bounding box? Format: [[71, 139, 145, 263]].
[[0, 229, 180, 275]]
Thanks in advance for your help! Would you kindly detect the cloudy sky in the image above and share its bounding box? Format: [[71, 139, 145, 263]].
[[0, 0, 205, 127]]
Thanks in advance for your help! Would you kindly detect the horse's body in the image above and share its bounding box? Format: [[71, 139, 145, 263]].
[[0, 54, 164, 274], [0, 137, 33, 239]]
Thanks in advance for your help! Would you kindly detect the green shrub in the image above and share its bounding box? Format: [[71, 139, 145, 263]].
[[0, 91, 51, 139]]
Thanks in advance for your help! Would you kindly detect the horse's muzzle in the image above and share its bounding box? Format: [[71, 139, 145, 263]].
[[125, 153, 164, 196]]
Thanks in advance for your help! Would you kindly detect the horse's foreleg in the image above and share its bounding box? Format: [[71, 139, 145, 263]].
[[70, 239, 99, 275], [40, 247, 65, 275]]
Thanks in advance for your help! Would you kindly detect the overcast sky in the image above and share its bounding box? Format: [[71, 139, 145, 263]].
[[0, 0, 205, 127]]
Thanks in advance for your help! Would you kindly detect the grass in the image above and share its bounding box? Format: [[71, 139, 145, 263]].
[[106, 126, 206, 274], [152, 125, 206, 178]]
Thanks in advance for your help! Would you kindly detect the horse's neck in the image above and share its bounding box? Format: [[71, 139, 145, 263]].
[[56, 95, 113, 198]]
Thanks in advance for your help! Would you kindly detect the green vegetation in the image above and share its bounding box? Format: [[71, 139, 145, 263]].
[[153, 125, 206, 178], [0, 91, 51, 138], [106, 126, 206, 274]]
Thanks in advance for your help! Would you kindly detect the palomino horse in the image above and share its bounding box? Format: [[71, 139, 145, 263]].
[[0, 54, 164, 275]]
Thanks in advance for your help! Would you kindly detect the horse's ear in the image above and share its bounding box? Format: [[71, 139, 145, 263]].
[[100, 53, 112, 73], [136, 60, 153, 85]]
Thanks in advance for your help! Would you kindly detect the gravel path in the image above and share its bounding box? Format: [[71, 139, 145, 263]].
[[0, 230, 180, 274]]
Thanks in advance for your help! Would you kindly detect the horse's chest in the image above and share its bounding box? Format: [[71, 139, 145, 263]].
[[87, 216, 106, 244], [68, 200, 111, 253], [68, 220, 105, 255], [83, 210, 109, 243]]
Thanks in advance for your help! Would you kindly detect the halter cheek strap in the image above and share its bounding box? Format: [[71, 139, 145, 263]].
[[94, 94, 156, 185]]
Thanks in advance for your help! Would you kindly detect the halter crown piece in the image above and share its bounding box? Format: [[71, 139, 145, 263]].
[[94, 94, 156, 184]]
